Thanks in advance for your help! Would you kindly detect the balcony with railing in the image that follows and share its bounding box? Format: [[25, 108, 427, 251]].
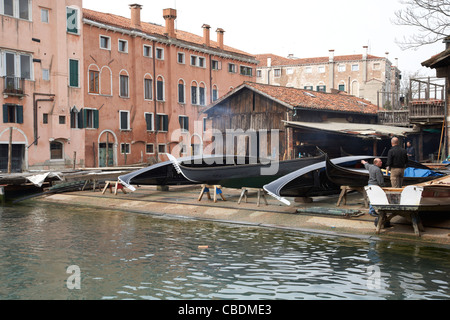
[[377, 77, 446, 126], [2, 76, 25, 97]]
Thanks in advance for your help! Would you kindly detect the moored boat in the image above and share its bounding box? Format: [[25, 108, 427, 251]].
[[365, 176, 450, 236]]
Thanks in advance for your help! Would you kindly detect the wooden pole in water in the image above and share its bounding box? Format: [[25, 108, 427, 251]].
[[73, 152, 77, 170], [7, 127, 12, 174]]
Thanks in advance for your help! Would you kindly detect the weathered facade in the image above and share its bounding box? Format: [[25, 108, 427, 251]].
[[0, 1, 257, 171], [0, 0, 85, 171], [82, 5, 257, 167], [256, 48, 401, 109]]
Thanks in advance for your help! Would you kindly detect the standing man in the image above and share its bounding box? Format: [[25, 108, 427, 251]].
[[386, 137, 408, 188], [406, 141, 416, 161]]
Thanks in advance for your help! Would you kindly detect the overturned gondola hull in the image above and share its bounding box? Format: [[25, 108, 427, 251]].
[[263, 156, 378, 205], [118, 156, 208, 190], [168, 153, 327, 189]]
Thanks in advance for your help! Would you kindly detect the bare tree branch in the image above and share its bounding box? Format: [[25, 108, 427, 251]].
[[392, 0, 450, 50]]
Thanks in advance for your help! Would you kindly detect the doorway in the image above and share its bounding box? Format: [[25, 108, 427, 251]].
[[99, 143, 114, 167], [0, 144, 25, 172]]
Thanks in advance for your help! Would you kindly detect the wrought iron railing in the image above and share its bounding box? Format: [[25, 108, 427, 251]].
[[2, 76, 25, 95]]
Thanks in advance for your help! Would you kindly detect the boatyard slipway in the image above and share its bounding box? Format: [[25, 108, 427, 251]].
[[38, 184, 450, 246]]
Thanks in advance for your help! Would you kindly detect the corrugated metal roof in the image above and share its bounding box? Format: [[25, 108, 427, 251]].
[[284, 120, 418, 139]]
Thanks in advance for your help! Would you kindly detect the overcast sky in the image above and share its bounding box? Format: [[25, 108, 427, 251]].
[[83, 0, 444, 78]]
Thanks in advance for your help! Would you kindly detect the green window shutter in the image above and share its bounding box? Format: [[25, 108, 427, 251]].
[[3, 105, 8, 123], [83, 109, 88, 128], [78, 109, 84, 129], [16, 105, 23, 124], [69, 60, 79, 87], [164, 115, 169, 132], [94, 110, 99, 129]]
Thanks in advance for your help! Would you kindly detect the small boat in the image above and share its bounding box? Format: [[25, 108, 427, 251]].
[[325, 156, 442, 188], [167, 151, 327, 189], [365, 176, 450, 236], [263, 156, 377, 205]]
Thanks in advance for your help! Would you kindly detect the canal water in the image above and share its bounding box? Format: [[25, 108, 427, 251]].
[[0, 201, 449, 300]]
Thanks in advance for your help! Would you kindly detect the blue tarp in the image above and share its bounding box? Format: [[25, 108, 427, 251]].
[[404, 167, 442, 178]]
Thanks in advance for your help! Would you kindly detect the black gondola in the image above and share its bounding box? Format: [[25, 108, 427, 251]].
[[325, 155, 442, 188], [167, 152, 327, 189], [263, 156, 377, 205]]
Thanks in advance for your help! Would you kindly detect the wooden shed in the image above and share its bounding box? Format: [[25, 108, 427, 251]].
[[203, 82, 417, 159]]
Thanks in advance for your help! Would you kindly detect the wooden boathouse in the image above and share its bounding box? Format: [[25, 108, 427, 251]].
[[202, 82, 417, 160]]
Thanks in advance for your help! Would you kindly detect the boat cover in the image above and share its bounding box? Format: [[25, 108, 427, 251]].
[[404, 167, 443, 178]]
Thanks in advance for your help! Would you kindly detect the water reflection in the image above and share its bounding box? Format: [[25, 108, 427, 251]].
[[0, 202, 448, 300]]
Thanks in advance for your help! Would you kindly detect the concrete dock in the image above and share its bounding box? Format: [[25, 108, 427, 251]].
[[38, 184, 450, 246]]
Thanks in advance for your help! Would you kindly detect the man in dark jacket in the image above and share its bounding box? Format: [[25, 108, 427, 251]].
[[386, 137, 408, 188]]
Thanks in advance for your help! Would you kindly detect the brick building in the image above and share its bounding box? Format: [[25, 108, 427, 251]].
[[82, 5, 257, 167], [256, 47, 401, 109], [0, 1, 257, 171]]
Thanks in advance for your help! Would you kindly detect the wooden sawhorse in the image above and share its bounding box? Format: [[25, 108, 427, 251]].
[[337, 186, 369, 208], [238, 188, 268, 207], [102, 180, 128, 195], [198, 185, 226, 203], [376, 210, 425, 237]]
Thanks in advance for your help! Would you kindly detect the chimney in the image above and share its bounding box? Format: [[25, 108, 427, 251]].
[[216, 28, 225, 50], [395, 58, 399, 68], [329, 49, 335, 62], [267, 57, 272, 67], [202, 24, 211, 46], [129, 4, 142, 29], [385, 51, 390, 59], [163, 8, 177, 38], [445, 36, 450, 50], [363, 46, 368, 60]]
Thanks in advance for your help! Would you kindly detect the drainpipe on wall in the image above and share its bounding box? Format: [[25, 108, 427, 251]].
[[152, 41, 159, 161], [33, 93, 55, 147]]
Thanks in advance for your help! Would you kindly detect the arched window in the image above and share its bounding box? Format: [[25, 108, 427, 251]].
[[156, 76, 164, 101], [178, 79, 185, 104], [50, 141, 63, 160], [199, 82, 206, 106], [191, 81, 198, 105], [119, 69, 129, 98], [88, 64, 100, 94], [212, 85, 218, 102], [144, 74, 153, 100]]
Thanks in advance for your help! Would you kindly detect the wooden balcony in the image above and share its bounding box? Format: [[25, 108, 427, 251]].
[[378, 100, 445, 126], [378, 110, 410, 127], [409, 100, 445, 123]]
